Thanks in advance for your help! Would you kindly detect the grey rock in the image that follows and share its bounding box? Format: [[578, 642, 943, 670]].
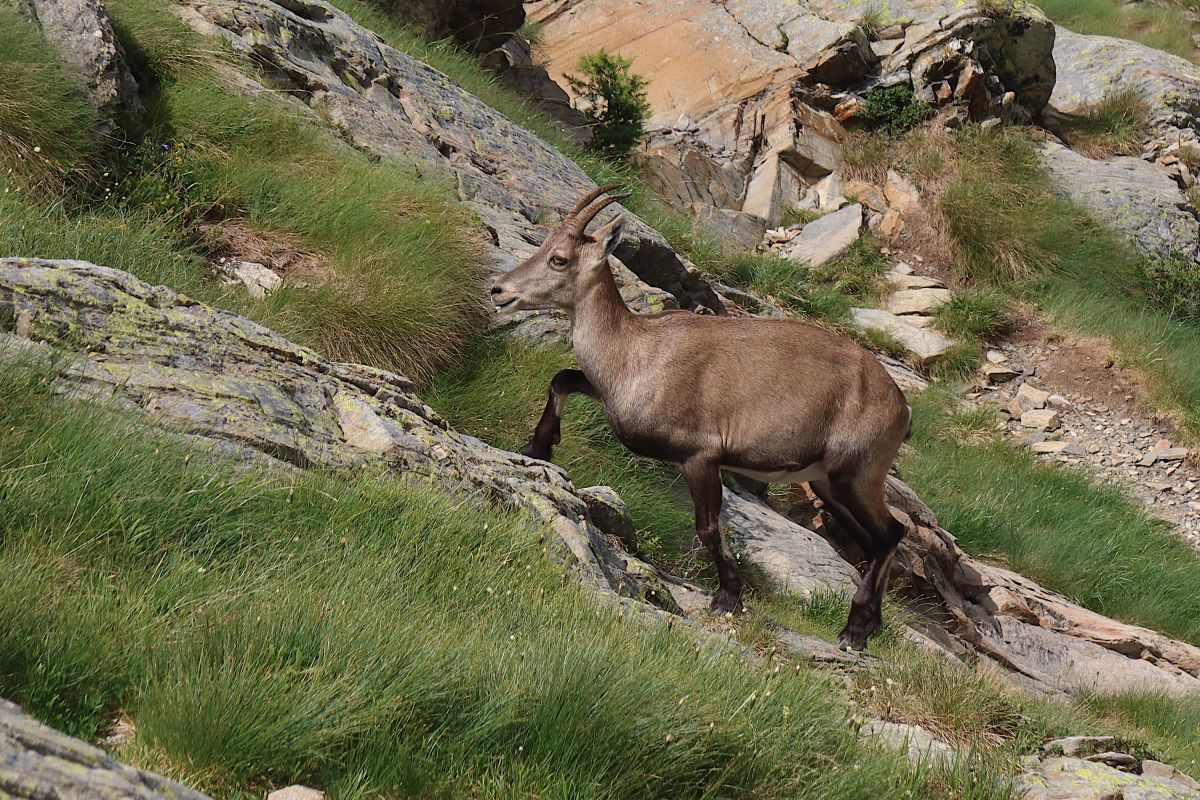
[[0, 697, 211, 799], [982, 363, 1020, 384], [214, 259, 282, 299], [850, 307, 952, 361], [1040, 142, 1199, 267], [1084, 751, 1140, 771], [720, 486, 859, 599], [579, 486, 638, 552], [1017, 756, 1200, 800], [0, 258, 683, 616], [784, 204, 863, 267], [1050, 27, 1200, 149], [861, 720, 956, 767], [15, 0, 143, 139], [686, 204, 768, 251]]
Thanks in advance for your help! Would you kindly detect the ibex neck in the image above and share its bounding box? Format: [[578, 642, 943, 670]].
[[570, 266, 635, 383]]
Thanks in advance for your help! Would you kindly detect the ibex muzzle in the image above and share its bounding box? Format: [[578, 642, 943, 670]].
[[493, 187, 912, 651]]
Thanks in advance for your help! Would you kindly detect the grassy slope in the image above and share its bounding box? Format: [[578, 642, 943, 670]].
[[0, 360, 1012, 800]]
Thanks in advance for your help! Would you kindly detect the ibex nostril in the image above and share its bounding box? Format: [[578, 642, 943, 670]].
[[490, 285, 502, 296]]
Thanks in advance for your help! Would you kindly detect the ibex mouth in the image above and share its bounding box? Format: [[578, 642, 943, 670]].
[[494, 297, 518, 313]]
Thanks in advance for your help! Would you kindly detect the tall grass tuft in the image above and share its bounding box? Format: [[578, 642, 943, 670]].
[[1055, 89, 1149, 159], [0, 9, 99, 194]]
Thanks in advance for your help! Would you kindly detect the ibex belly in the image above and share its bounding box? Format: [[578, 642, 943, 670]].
[[723, 463, 828, 484]]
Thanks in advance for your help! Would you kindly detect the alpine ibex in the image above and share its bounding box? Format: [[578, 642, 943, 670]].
[[491, 186, 912, 650]]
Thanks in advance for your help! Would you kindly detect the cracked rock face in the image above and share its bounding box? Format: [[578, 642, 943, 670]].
[[176, 0, 722, 328], [527, 0, 1054, 227]]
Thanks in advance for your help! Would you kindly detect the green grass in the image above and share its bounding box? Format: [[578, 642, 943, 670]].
[[1054, 89, 1149, 159], [941, 126, 1200, 440], [0, 7, 99, 194], [779, 206, 826, 228], [903, 387, 1200, 645], [1035, 0, 1196, 59], [934, 291, 1013, 342], [0, 0, 493, 382], [0, 356, 1018, 800]]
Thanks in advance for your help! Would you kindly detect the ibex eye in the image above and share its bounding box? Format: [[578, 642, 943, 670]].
[[549, 255, 569, 269]]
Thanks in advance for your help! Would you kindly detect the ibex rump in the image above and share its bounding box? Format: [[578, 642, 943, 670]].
[[491, 186, 911, 650]]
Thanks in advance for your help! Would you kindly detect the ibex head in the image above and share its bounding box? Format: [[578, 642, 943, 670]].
[[491, 185, 629, 313]]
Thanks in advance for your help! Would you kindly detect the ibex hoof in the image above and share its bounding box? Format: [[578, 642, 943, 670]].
[[710, 589, 744, 615], [521, 442, 553, 462], [836, 628, 870, 653]]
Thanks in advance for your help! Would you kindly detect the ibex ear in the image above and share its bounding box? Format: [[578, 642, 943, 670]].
[[593, 214, 625, 258]]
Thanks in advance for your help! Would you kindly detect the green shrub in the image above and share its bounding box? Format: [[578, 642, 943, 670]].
[[567, 50, 651, 159], [934, 290, 1013, 341], [861, 86, 930, 136]]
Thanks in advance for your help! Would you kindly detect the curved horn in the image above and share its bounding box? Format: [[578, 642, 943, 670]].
[[571, 191, 632, 237], [564, 184, 624, 223]]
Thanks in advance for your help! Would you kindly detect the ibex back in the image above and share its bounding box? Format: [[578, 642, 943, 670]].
[[491, 186, 912, 650]]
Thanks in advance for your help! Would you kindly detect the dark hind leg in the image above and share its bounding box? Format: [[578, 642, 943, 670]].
[[521, 369, 597, 462], [810, 478, 876, 565], [825, 471, 908, 651], [680, 454, 744, 614]]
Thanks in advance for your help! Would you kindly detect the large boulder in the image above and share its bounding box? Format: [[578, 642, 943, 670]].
[[176, 0, 723, 336], [0, 697, 210, 799], [1051, 28, 1200, 158], [13, 0, 143, 139], [528, 0, 1055, 225], [1040, 141, 1200, 266]]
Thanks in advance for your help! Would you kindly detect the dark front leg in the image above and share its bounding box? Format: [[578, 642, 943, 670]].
[[521, 369, 597, 462], [680, 455, 744, 615]]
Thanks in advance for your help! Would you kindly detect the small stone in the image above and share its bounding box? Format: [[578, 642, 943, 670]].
[[1022, 432, 1048, 445], [884, 170, 920, 213], [1009, 383, 1049, 417], [1046, 394, 1072, 409], [1083, 751, 1139, 771], [1021, 408, 1060, 431], [268, 787, 327, 800], [1032, 441, 1067, 454], [1043, 736, 1117, 758], [982, 363, 1020, 384], [1142, 760, 1200, 789], [886, 288, 953, 315], [890, 273, 943, 290], [986, 349, 1008, 364]]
